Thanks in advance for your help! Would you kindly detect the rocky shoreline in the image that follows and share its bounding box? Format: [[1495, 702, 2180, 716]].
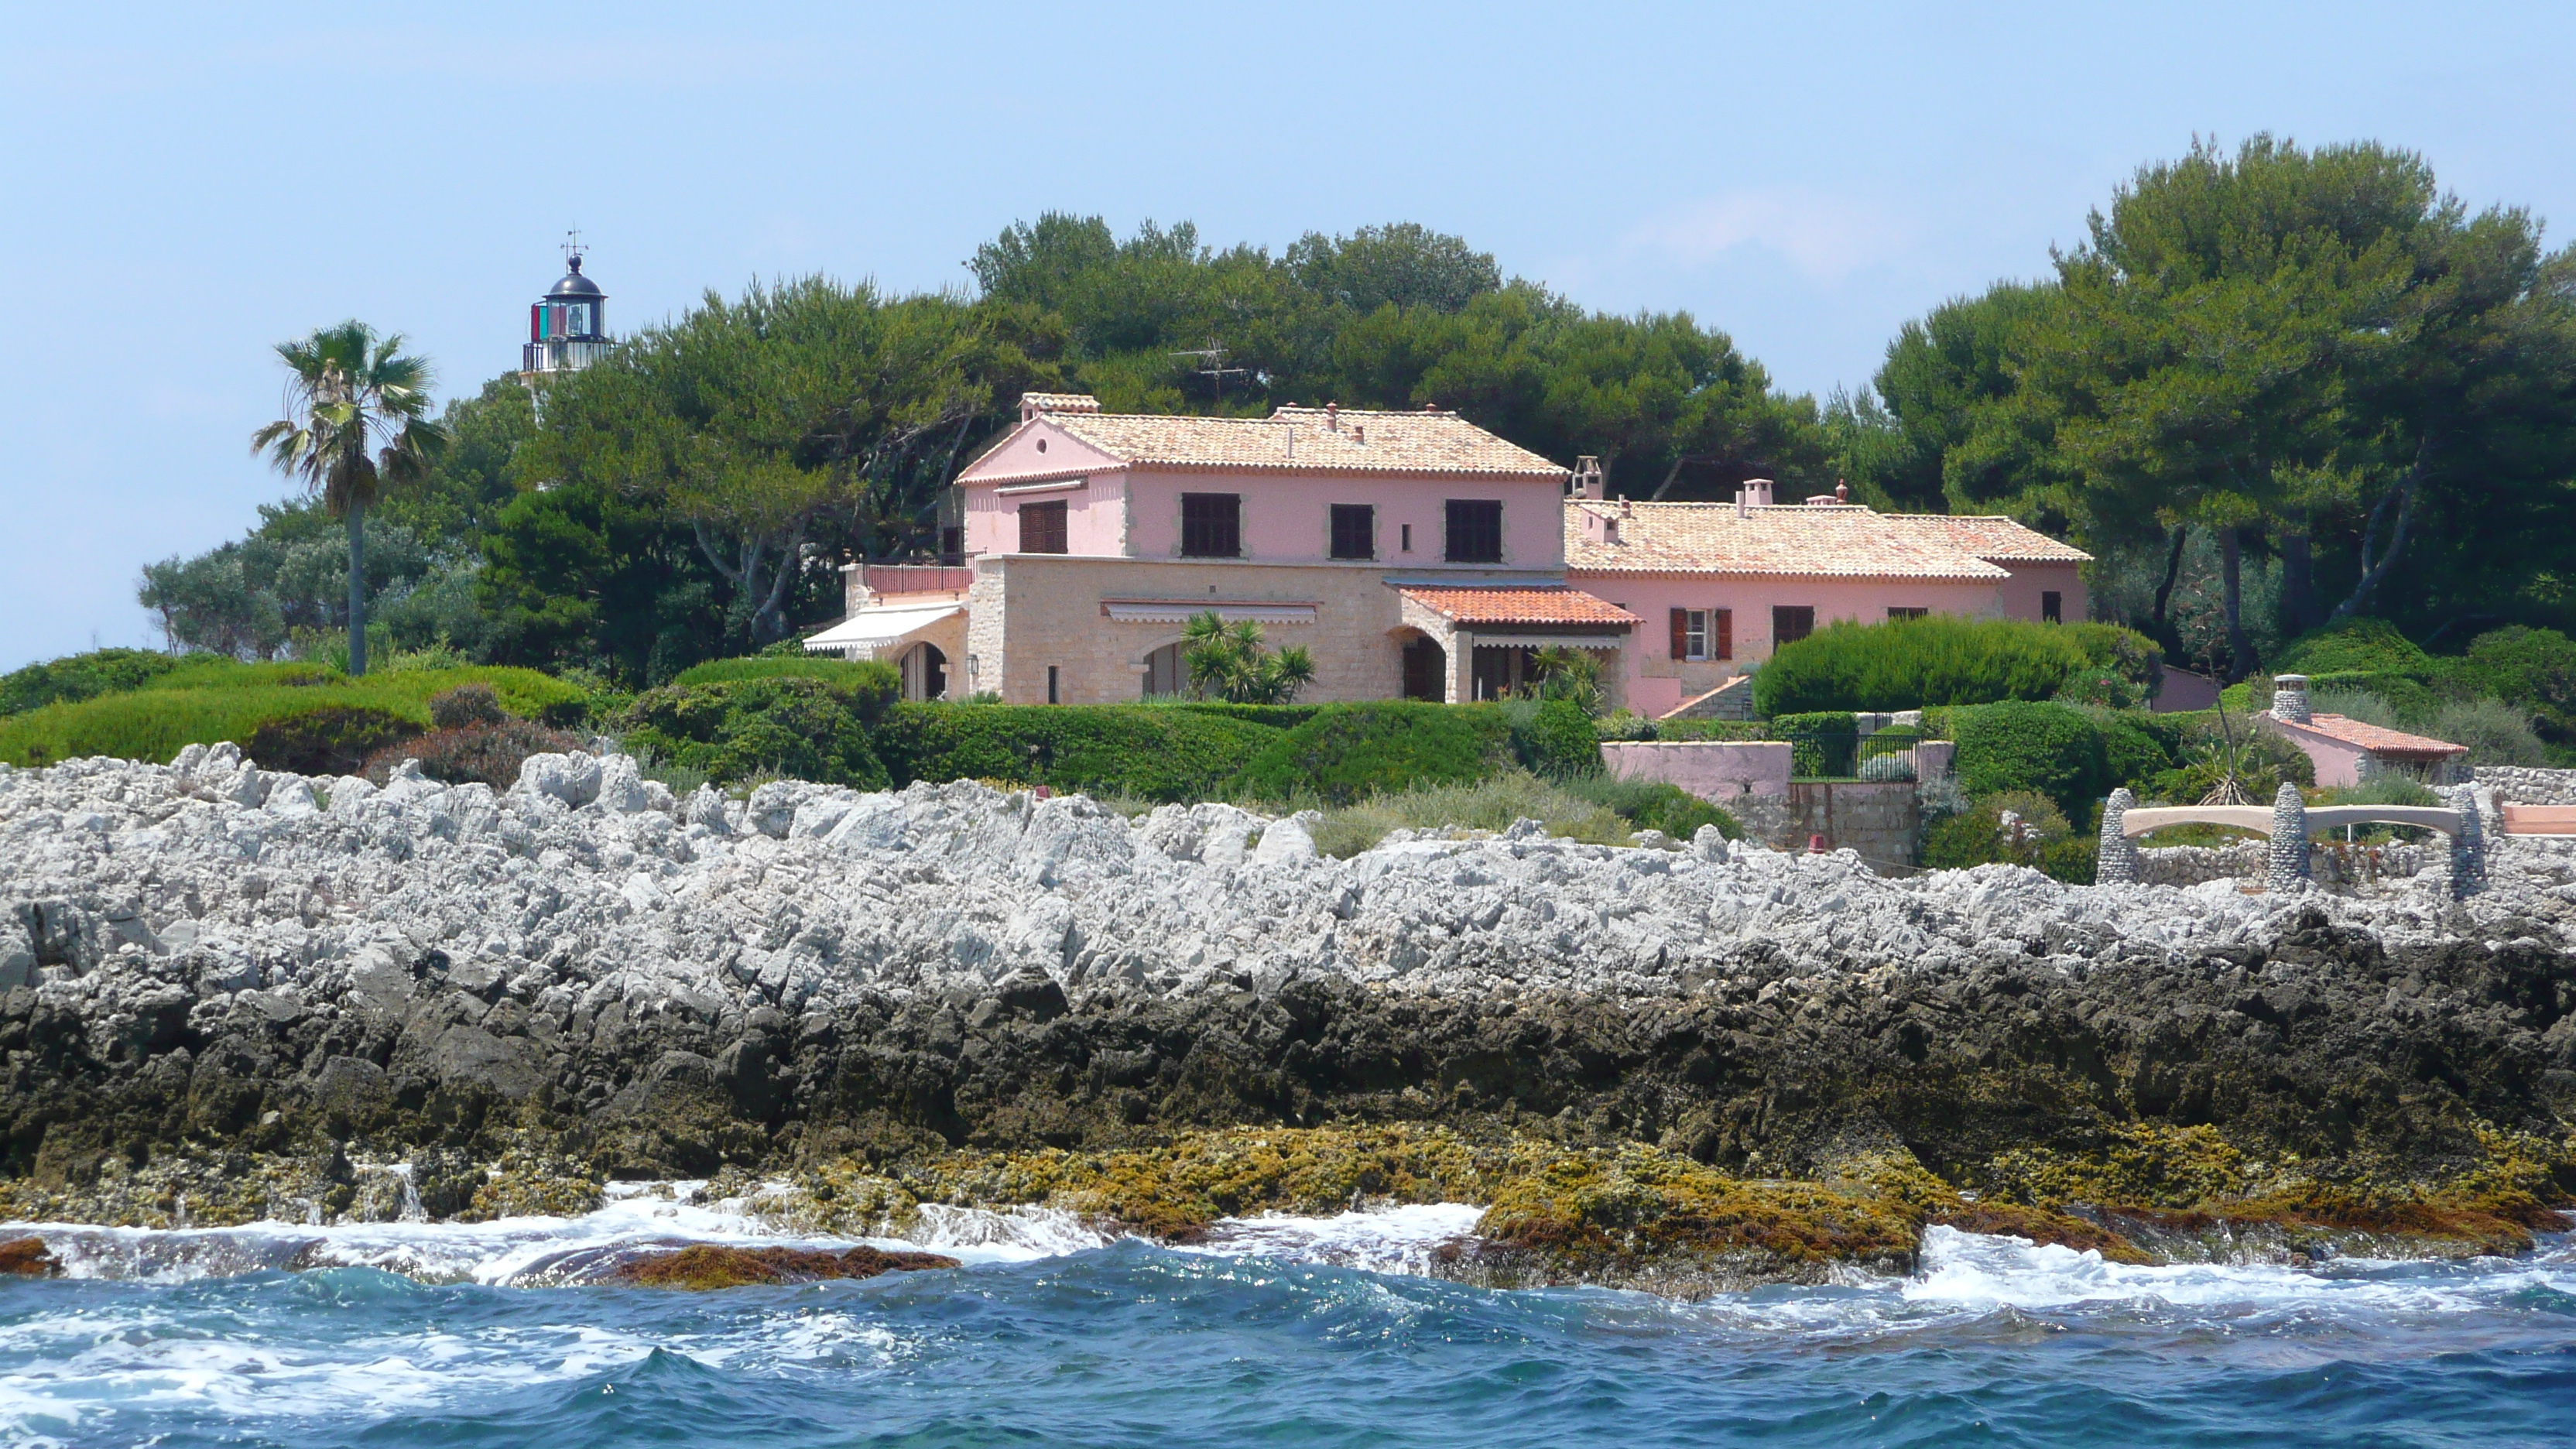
[[3, 745, 2572, 1293]]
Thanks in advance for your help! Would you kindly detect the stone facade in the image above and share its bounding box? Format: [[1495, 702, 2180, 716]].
[[962, 554, 1567, 706], [2472, 766, 2576, 805]]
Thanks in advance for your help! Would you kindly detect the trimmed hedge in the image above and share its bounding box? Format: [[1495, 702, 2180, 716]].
[[878, 702, 1289, 801], [1770, 711, 1858, 778], [1504, 698, 1602, 779], [618, 677, 891, 790], [2458, 626, 2576, 742], [1229, 702, 1512, 805], [671, 656, 902, 692], [2275, 617, 2434, 677], [1949, 701, 2108, 820], [1753, 616, 2095, 714], [0, 648, 183, 717], [0, 664, 591, 769]]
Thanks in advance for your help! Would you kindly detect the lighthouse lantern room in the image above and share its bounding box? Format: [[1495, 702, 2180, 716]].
[[523, 235, 609, 379]]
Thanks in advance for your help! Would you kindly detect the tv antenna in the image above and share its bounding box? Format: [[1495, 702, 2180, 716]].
[[1169, 342, 1247, 389]]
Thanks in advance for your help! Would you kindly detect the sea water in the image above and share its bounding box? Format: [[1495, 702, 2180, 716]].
[[0, 1191, 2568, 1447]]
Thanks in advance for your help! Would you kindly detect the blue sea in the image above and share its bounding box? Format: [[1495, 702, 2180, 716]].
[[1, 1190, 2569, 1448]]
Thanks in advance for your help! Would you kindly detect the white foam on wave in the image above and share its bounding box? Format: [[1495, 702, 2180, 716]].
[[1905, 1224, 2576, 1315], [8, 1181, 1113, 1288], [1179, 1203, 1487, 1276]]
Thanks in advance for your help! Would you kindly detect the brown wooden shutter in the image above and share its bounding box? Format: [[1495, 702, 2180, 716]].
[[1670, 608, 1688, 660], [1713, 608, 1733, 659]]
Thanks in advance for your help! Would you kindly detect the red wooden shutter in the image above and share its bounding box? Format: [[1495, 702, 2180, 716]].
[[1713, 608, 1733, 659], [1670, 608, 1689, 660]]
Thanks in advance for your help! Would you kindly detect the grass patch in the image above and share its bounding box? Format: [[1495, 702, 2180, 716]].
[[0, 663, 590, 769], [1306, 769, 1640, 856]]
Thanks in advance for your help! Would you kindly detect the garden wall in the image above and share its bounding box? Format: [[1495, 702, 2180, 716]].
[[1598, 741, 1791, 801], [1730, 782, 1920, 872]]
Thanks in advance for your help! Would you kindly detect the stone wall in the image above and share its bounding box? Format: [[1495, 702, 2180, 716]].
[[1599, 742, 1792, 802], [2475, 766, 2576, 805], [1731, 782, 1920, 871], [2138, 839, 2436, 892]]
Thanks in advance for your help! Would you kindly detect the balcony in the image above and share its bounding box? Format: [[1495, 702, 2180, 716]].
[[523, 338, 614, 375], [858, 563, 975, 598]]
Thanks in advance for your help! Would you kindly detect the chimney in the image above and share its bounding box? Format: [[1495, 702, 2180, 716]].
[[1619, 495, 1632, 518], [1325, 401, 1338, 430], [1738, 478, 1774, 510], [1571, 456, 1604, 500], [1353, 423, 1365, 444], [2271, 675, 2313, 724]]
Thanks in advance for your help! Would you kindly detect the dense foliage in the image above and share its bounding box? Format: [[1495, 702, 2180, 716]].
[[0, 649, 180, 717], [617, 672, 897, 790], [1948, 701, 2112, 820], [1831, 135, 2576, 679], [1228, 702, 1512, 805], [1753, 618, 2108, 714], [873, 702, 1280, 801]]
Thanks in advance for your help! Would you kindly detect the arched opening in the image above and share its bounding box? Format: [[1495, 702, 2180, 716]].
[[1401, 635, 1447, 701], [899, 642, 948, 701], [1142, 641, 1187, 697]]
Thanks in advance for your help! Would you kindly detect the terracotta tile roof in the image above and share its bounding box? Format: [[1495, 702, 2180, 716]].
[[2287, 714, 2469, 757], [1020, 392, 1101, 414], [1563, 502, 2013, 580], [1005, 403, 1566, 477], [1397, 585, 1640, 627], [1888, 513, 2093, 563]]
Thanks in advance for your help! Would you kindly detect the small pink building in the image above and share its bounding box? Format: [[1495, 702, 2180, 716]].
[[1564, 478, 2091, 717], [2262, 675, 2468, 786]]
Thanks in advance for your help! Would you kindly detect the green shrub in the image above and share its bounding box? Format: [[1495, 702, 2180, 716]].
[[1923, 790, 2091, 882], [671, 656, 904, 692], [0, 648, 183, 717], [2304, 670, 2441, 724], [0, 665, 589, 769], [616, 677, 891, 789], [365, 718, 591, 789], [1502, 698, 1601, 779], [1228, 702, 1510, 806], [2457, 626, 2576, 742], [875, 702, 1290, 801], [2142, 711, 2315, 803], [2425, 697, 2550, 767], [1655, 718, 1768, 742], [1753, 616, 2094, 714], [1950, 701, 2107, 818], [2275, 617, 2434, 677], [1595, 709, 1656, 742], [1769, 711, 1859, 777], [429, 683, 507, 730], [247, 706, 420, 776], [1308, 769, 1636, 856], [2319, 776, 2442, 808], [2091, 712, 2172, 793], [2063, 623, 2167, 704]]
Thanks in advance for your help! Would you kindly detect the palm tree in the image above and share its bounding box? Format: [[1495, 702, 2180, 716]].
[[249, 321, 447, 675]]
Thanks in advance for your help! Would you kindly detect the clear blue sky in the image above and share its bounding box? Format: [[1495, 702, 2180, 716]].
[[3, 1, 2568, 671]]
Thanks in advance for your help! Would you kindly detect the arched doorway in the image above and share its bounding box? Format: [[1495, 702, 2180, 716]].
[[1142, 641, 1186, 697], [1401, 636, 1446, 701], [899, 642, 948, 701]]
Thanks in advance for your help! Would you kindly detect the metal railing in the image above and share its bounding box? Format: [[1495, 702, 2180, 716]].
[[1779, 731, 1920, 780], [860, 563, 975, 596], [523, 338, 615, 374]]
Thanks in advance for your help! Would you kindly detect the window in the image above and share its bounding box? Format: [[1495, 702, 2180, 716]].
[[1046, 665, 1060, 704], [1444, 500, 1503, 563], [2041, 591, 2063, 623], [1668, 608, 1734, 661], [1400, 522, 1413, 553], [1330, 504, 1375, 560], [1887, 607, 1928, 621], [938, 526, 964, 565], [1019, 499, 1067, 553], [1181, 493, 1241, 557], [1773, 605, 1815, 647]]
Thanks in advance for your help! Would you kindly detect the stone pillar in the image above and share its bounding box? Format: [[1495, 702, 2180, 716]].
[[1447, 629, 1475, 704], [2449, 782, 2485, 899], [2265, 781, 2310, 892], [2271, 674, 2312, 724], [2096, 787, 2141, 886]]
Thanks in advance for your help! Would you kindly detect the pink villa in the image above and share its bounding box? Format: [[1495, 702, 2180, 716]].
[[805, 393, 2094, 710]]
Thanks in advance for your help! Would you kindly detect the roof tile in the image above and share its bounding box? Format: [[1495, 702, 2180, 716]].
[[1888, 513, 2093, 563], [2291, 714, 2469, 757], [1397, 585, 1640, 627], [991, 402, 1566, 478], [1564, 502, 2016, 580]]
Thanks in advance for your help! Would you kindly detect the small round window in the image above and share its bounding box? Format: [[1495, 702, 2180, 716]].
[[1036, 439, 1047, 453]]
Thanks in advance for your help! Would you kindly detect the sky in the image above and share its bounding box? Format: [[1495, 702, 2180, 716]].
[[2, 0, 2571, 671]]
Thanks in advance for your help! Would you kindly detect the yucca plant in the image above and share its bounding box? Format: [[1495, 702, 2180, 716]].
[[250, 321, 447, 676]]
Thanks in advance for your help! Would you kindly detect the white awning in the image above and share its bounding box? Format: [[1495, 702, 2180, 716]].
[[1100, 601, 1317, 626], [803, 602, 964, 656]]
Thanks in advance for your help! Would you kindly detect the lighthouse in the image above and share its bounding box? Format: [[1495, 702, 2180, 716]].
[[522, 237, 609, 380]]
